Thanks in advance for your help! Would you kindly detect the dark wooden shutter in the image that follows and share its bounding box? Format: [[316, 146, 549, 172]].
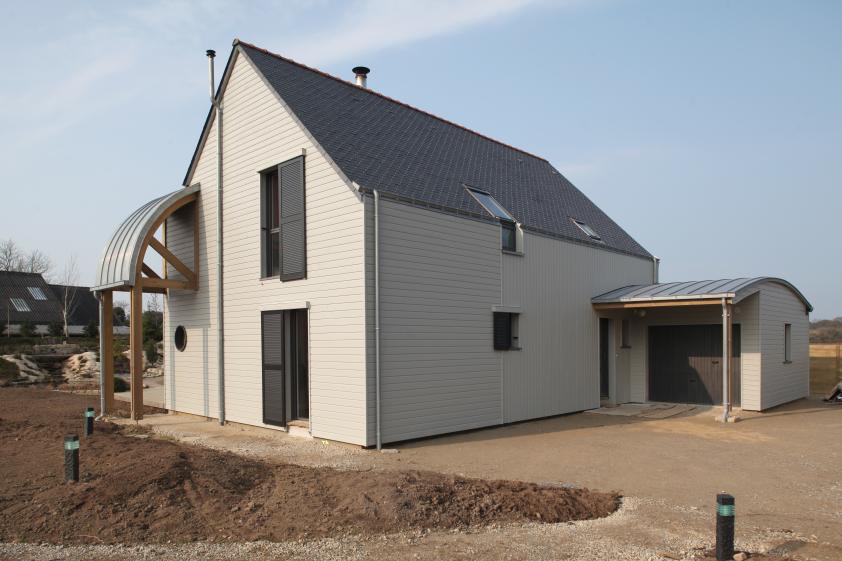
[[278, 156, 306, 281], [261, 311, 286, 426], [493, 312, 511, 350]]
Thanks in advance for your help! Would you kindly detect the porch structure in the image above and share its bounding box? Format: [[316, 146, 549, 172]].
[[92, 185, 200, 420]]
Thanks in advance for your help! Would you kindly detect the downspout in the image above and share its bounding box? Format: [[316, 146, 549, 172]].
[[208, 49, 226, 425], [97, 292, 105, 415], [374, 189, 382, 450], [721, 297, 730, 423]]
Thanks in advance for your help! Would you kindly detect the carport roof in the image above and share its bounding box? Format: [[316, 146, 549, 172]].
[[592, 277, 813, 312]]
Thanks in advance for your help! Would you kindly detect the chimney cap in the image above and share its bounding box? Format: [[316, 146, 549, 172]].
[[352, 66, 370, 76], [206, 49, 216, 58]]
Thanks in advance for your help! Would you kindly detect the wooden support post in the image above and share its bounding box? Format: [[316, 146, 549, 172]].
[[130, 286, 144, 421], [101, 290, 115, 413]]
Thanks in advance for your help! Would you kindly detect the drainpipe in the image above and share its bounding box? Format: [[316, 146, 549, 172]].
[[207, 49, 226, 426], [374, 189, 382, 450], [97, 292, 105, 415], [721, 297, 729, 423]]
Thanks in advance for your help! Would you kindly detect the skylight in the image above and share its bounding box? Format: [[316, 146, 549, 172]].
[[10, 298, 30, 312], [27, 287, 47, 300], [572, 219, 602, 242], [466, 188, 514, 221]]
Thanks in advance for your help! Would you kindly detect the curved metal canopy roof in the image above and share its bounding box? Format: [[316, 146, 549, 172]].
[[592, 277, 812, 312], [93, 185, 199, 292]]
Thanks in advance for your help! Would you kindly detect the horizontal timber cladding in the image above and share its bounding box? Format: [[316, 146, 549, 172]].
[[500, 232, 654, 423], [165, 50, 369, 444], [374, 199, 502, 443], [758, 282, 810, 408]]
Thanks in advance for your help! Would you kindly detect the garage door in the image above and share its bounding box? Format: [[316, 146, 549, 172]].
[[648, 324, 740, 405]]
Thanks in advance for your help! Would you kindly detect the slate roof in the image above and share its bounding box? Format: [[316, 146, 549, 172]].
[[187, 41, 652, 259], [49, 284, 99, 326], [0, 271, 63, 325], [592, 277, 813, 312]]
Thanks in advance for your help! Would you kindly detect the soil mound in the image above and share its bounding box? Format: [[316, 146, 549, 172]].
[[0, 387, 619, 545]]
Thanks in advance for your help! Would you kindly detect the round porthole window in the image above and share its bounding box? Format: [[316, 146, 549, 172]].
[[174, 326, 187, 352]]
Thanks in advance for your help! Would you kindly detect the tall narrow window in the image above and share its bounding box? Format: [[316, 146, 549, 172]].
[[261, 156, 306, 280], [261, 169, 280, 277], [784, 323, 792, 362]]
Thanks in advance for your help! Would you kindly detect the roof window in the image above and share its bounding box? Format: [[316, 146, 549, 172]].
[[572, 218, 602, 242], [27, 287, 47, 300], [466, 187, 514, 221], [10, 298, 31, 312]]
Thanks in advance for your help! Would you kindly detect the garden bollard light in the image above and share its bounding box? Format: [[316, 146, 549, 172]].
[[716, 492, 735, 561], [85, 407, 95, 436], [64, 435, 79, 483]]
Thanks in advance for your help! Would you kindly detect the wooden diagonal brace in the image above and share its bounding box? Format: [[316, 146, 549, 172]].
[[149, 237, 196, 288]]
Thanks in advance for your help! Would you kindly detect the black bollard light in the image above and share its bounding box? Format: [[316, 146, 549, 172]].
[[64, 435, 80, 482], [716, 492, 735, 561], [85, 407, 95, 436]]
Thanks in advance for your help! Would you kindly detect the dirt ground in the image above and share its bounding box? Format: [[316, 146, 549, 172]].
[[1, 388, 840, 561], [0, 388, 615, 546]]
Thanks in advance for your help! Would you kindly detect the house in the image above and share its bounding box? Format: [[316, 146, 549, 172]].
[[91, 40, 811, 446], [1, 271, 63, 334], [0, 271, 125, 336]]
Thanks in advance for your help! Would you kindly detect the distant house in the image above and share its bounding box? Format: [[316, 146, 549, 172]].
[[0, 271, 62, 334], [1, 271, 127, 336], [92, 40, 811, 445]]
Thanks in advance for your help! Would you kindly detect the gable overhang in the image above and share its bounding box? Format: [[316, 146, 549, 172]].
[[182, 40, 361, 201]]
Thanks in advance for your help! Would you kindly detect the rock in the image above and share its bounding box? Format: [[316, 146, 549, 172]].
[[62, 352, 100, 383], [734, 552, 748, 561]]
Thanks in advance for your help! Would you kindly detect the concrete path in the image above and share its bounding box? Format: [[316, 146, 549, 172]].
[[113, 375, 165, 409]]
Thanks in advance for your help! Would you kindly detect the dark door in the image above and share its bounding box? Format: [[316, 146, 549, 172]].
[[262, 311, 286, 426], [261, 309, 309, 426], [648, 324, 741, 405], [599, 318, 611, 399]]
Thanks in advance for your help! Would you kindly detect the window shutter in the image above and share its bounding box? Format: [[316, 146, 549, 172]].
[[493, 312, 511, 350], [278, 156, 306, 281]]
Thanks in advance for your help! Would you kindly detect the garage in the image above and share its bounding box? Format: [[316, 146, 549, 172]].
[[648, 324, 741, 405], [592, 277, 813, 415]]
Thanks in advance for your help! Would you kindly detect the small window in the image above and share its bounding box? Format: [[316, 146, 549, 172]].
[[10, 298, 30, 312], [27, 287, 47, 300], [174, 325, 187, 352], [493, 312, 520, 350], [571, 218, 602, 241], [501, 221, 517, 252], [784, 323, 791, 363], [621, 319, 631, 348]]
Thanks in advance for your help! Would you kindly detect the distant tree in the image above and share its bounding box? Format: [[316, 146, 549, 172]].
[[18, 320, 36, 338], [142, 311, 163, 343], [48, 322, 64, 337], [0, 239, 52, 277], [57, 255, 80, 338], [113, 304, 128, 326], [84, 320, 99, 339]]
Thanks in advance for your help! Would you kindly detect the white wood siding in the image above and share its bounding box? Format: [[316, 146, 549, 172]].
[[758, 282, 810, 409], [501, 233, 653, 422], [374, 200, 502, 443], [165, 52, 369, 444]]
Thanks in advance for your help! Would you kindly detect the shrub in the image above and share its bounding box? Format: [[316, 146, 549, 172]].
[[18, 321, 36, 337], [144, 339, 159, 364], [113, 376, 130, 392], [84, 320, 99, 339], [48, 322, 64, 337]]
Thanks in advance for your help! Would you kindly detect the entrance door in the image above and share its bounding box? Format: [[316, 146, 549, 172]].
[[599, 318, 611, 399], [648, 324, 741, 405], [261, 309, 309, 426]]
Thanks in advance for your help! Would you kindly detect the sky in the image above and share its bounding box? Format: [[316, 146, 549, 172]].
[[1, 0, 840, 317]]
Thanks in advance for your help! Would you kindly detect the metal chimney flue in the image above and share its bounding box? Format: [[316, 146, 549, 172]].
[[352, 66, 370, 88]]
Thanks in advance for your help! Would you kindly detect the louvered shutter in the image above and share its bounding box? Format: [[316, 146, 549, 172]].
[[262, 311, 286, 426], [493, 312, 512, 350], [278, 156, 306, 281]]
